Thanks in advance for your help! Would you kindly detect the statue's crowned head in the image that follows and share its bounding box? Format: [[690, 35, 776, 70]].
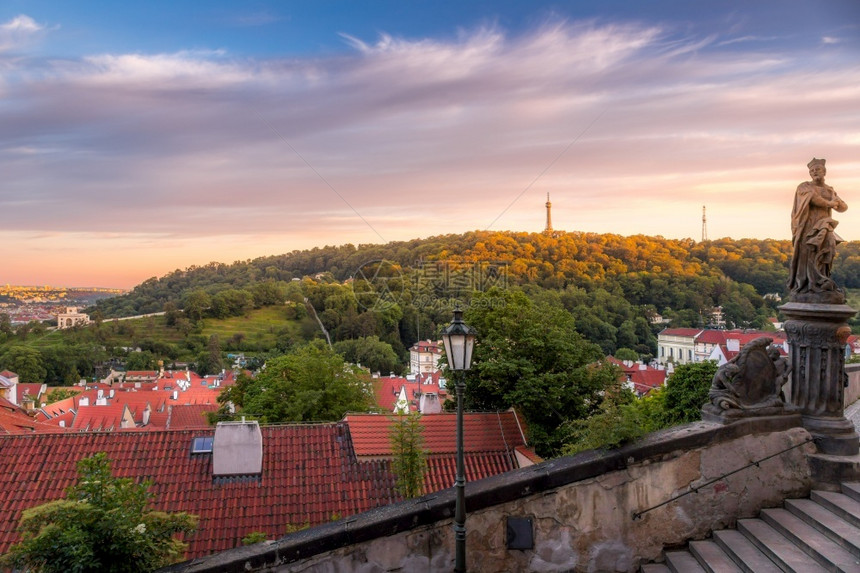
[[807, 157, 826, 169]]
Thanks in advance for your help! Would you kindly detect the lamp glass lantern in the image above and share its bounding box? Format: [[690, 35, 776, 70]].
[[442, 309, 476, 371]]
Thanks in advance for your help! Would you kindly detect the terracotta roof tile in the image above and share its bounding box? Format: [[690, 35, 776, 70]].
[[373, 374, 447, 412], [0, 418, 524, 560], [345, 411, 527, 456], [0, 401, 68, 434], [15, 383, 45, 403], [169, 404, 218, 429], [659, 328, 703, 337]]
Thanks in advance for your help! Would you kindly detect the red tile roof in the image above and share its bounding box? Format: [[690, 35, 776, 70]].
[[373, 373, 447, 413], [695, 329, 730, 344], [345, 411, 527, 456], [0, 418, 525, 560], [126, 370, 158, 377], [605, 357, 668, 396], [410, 340, 442, 352], [72, 404, 124, 431], [659, 328, 703, 337], [34, 384, 223, 431], [15, 383, 44, 403], [695, 329, 787, 346], [0, 398, 67, 434], [168, 404, 218, 429]]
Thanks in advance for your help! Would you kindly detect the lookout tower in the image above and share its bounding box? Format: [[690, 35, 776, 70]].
[[544, 193, 553, 234]]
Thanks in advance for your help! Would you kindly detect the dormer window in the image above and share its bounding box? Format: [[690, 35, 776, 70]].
[[190, 436, 214, 454]]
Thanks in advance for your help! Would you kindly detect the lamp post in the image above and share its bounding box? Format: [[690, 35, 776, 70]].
[[441, 308, 476, 573]]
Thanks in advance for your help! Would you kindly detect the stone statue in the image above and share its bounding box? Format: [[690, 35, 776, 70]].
[[701, 337, 794, 423], [788, 158, 848, 303]]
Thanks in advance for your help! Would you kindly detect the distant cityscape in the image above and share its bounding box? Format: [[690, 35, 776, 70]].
[[0, 284, 124, 325]]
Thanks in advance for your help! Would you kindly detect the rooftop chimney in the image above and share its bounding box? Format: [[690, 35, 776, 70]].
[[213, 420, 263, 476], [419, 392, 442, 414]]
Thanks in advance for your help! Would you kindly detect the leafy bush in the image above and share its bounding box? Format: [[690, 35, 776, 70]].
[[1, 453, 197, 573]]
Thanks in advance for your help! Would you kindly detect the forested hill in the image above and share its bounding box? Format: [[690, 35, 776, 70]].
[[91, 230, 860, 329]]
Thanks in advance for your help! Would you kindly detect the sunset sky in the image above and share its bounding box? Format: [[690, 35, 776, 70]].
[[2, 1, 859, 289]]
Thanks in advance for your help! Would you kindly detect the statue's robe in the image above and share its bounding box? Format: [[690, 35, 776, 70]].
[[788, 181, 843, 295]]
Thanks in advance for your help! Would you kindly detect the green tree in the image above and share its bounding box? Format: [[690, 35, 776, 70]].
[[163, 301, 180, 327], [560, 361, 719, 454], [0, 345, 47, 382], [239, 341, 374, 422], [251, 281, 287, 307], [334, 336, 403, 375], [561, 379, 663, 455], [462, 288, 615, 457], [125, 350, 157, 371], [389, 412, 427, 498], [0, 453, 197, 573], [0, 313, 13, 340], [193, 335, 225, 376], [210, 289, 254, 319], [44, 388, 80, 405], [660, 361, 718, 425], [614, 348, 640, 362], [182, 289, 211, 322]]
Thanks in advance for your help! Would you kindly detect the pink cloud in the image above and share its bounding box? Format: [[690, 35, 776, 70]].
[[1, 19, 859, 286]]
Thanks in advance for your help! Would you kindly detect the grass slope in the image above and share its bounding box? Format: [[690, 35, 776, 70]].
[[20, 305, 302, 358]]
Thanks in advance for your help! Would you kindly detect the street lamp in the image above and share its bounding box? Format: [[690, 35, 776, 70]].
[[441, 308, 476, 573]]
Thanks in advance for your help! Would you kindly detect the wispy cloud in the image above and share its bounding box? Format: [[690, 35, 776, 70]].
[[0, 14, 47, 52], [1, 18, 859, 287], [1, 15, 42, 33], [717, 35, 780, 47]]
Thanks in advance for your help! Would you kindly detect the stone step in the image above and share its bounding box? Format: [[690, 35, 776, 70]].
[[664, 550, 707, 573], [760, 507, 860, 571], [842, 482, 860, 504], [642, 483, 860, 573], [814, 489, 860, 529], [737, 518, 828, 572], [785, 498, 860, 557], [688, 540, 744, 572], [712, 529, 784, 573], [639, 564, 670, 573]]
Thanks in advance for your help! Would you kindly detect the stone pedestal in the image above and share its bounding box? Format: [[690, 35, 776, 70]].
[[781, 302, 859, 456]]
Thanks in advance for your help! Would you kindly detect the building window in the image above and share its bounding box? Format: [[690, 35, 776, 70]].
[[191, 436, 214, 454]]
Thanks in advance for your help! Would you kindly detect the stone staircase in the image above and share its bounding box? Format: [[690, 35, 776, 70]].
[[641, 482, 860, 572]]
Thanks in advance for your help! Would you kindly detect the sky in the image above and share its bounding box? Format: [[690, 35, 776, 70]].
[[1, 1, 859, 289]]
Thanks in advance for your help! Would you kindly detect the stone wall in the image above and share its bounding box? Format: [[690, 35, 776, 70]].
[[845, 363, 860, 406], [161, 416, 814, 573]]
